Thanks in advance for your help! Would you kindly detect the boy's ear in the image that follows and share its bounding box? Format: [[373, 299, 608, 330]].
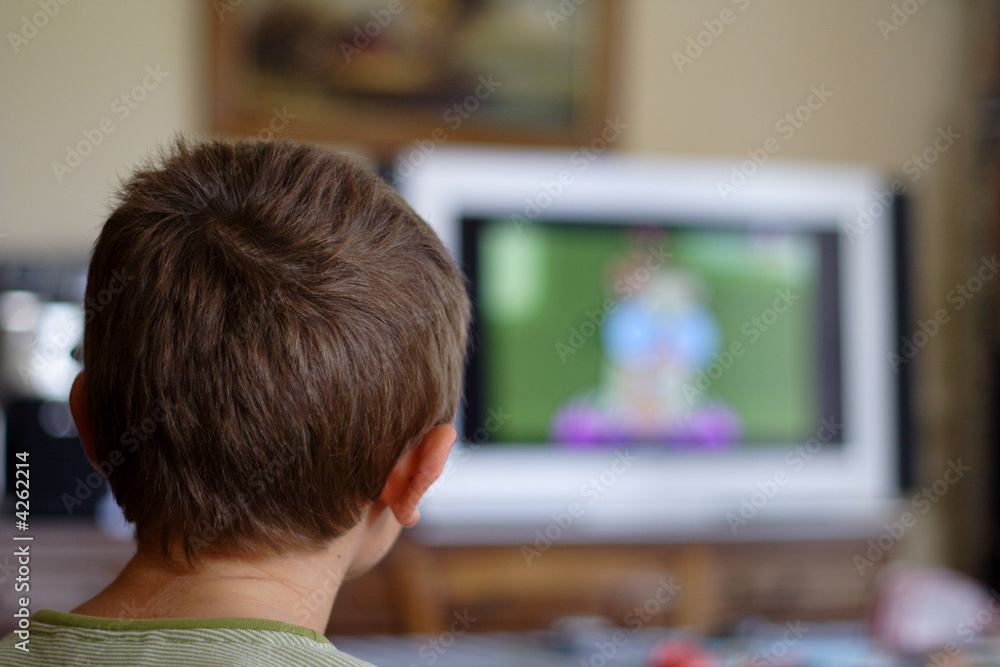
[[69, 372, 98, 468], [378, 424, 456, 527]]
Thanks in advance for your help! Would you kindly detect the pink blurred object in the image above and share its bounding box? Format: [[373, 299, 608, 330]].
[[871, 563, 999, 655], [648, 638, 716, 667]]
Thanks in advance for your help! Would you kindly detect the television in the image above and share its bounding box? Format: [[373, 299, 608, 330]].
[[396, 147, 907, 544]]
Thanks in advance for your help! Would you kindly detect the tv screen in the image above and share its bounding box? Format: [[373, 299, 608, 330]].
[[463, 219, 842, 450]]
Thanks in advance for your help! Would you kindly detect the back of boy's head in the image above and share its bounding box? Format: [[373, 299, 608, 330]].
[[84, 138, 470, 560]]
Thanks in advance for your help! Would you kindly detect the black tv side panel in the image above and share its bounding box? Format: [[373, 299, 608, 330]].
[[893, 193, 913, 492]]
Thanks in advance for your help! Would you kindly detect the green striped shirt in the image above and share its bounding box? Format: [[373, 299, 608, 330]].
[[0, 610, 374, 666]]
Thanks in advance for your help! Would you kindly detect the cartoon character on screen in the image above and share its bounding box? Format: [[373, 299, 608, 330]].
[[549, 240, 742, 448]]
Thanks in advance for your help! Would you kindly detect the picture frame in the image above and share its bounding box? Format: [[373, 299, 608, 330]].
[[209, 0, 617, 158]]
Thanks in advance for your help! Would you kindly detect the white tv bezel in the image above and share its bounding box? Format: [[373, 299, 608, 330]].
[[397, 146, 902, 545]]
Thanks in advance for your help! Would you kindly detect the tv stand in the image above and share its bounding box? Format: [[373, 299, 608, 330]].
[[331, 533, 886, 635]]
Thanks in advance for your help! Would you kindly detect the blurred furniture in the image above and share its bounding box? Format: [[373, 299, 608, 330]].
[[330, 535, 879, 636]]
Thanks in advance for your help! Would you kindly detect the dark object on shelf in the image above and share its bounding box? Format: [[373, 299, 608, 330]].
[[5, 398, 102, 516], [0, 261, 97, 516]]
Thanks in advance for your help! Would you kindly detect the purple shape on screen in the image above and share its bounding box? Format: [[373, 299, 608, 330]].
[[549, 402, 741, 449], [548, 403, 615, 447]]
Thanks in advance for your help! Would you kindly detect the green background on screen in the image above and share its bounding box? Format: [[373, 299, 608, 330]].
[[475, 220, 823, 445]]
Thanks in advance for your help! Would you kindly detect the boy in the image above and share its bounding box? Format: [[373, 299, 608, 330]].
[[0, 138, 470, 666]]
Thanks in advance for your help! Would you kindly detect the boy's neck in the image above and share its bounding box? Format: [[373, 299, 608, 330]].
[[72, 543, 353, 635]]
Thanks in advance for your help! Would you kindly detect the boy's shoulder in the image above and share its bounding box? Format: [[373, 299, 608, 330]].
[[0, 610, 375, 667]]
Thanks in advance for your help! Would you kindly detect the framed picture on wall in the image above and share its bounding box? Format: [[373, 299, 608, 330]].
[[209, 0, 617, 157]]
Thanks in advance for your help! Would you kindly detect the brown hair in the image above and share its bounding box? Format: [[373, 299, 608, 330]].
[[83, 138, 470, 560]]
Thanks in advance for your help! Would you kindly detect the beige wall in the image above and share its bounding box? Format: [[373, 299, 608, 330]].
[[619, 1, 966, 163], [1, 1, 206, 256], [1, 1, 984, 571]]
